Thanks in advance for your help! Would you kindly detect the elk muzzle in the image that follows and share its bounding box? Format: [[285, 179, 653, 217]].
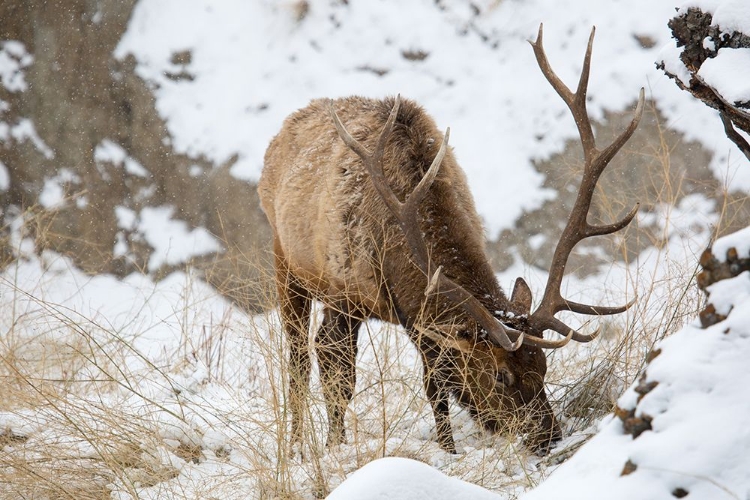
[[521, 389, 562, 453]]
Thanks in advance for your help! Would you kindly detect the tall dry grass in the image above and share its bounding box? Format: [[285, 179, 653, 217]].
[[1, 108, 744, 499]]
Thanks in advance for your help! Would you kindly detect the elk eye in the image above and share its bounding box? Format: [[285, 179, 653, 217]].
[[496, 368, 515, 387]]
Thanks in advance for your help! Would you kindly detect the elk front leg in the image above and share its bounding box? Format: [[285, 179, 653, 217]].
[[417, 338, 456, 453], [315, 306, 361, 447], [275, 241, 312, 448]]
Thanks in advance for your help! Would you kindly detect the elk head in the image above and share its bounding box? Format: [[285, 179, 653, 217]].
[[327, 24, 643, 452]]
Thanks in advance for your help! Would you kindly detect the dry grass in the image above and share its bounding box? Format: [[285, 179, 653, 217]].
[[1, 109, 745, 499], [0, 252, 703, 499]]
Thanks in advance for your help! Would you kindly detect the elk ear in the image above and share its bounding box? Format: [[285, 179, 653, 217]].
[[511, 278, 532, 315]]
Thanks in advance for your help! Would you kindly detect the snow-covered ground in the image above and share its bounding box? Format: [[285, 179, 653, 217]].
[[2, 0, 750, 498], [0, 187, 718, 498]]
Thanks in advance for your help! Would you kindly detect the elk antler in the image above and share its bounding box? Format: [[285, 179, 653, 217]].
[[526, 24, 643, 342], [329, 96, 533, 351]]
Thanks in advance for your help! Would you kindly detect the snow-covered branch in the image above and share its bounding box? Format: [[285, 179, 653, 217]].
[[658, 2, 750, 161]]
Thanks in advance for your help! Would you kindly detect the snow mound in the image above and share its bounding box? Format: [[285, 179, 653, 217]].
[[523, 280, 750, 498], [327, 457, 502, 500]]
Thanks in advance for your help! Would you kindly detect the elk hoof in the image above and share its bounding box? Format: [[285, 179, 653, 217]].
[[438, 437, 458, 454], [325, 429, 347, 448]]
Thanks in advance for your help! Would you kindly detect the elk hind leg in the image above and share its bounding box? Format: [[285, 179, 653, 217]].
[[275, 242, 312, 447], [315, 305, 362, 447]]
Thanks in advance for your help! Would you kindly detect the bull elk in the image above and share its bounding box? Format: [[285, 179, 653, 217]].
[[258, 25, 643, 454]]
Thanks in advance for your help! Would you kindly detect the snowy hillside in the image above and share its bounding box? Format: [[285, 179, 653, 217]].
[[116, 0, 749, 235], [1, 0, 749, 499]]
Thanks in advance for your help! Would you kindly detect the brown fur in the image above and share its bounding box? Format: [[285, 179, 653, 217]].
[[259, 96, 560, 453]]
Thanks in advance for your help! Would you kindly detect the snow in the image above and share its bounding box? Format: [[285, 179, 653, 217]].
[[699, 48, 750, 105], [3, 0, 750, 498], [115, 0, 750, 236], [681, 0, 750, 34], [523, 270, 750, 500], [657, 43, 692, 86], [706, 271, 750, 316], [712, 225, 750, 260], [38, 169, 81, 208], [0, 42, 55, 169], [670, 0, 750, 106], [655, 0, 750, 193], [327, 457, 502, 500], [0, 40, 32, 92], [0, 160, 8, 191], [138, 205, 223, 271], [38, 178, 64, 208], [91, 203, 224, 272], [0, 117, 54, 159], [95, 139, 150, 178]]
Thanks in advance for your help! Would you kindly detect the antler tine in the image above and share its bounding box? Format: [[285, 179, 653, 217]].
[[522, 327, 575, 349], [575, 27, 595, 104], [529, 313, 602, 344], [329, 96, 403, 218], [596, 87, 645, 175], [586, 202, 639, 238], [564, 296, 636, 316], [330, 96, 524, 351], [545, 317, 601, 343], [530, 24, 597, 155], [524, 25, 639, 344]]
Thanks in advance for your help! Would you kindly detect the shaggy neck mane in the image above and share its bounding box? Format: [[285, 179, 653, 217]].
[[367, 97, 511, 325]]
